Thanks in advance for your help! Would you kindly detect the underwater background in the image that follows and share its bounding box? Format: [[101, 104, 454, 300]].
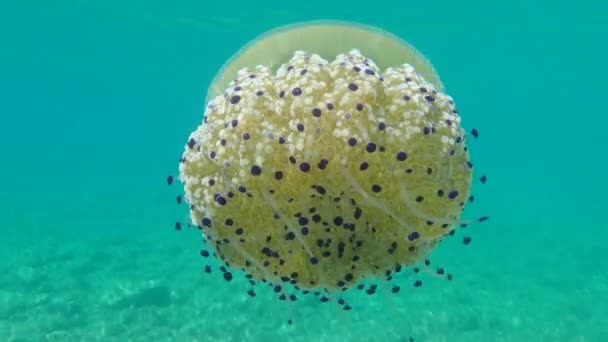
[[1, 0, 607, 341]]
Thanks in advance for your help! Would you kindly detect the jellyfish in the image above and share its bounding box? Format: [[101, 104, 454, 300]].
[[172, 21, 487, 319]]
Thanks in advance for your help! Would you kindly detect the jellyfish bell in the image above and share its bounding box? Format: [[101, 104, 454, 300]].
[[175, 20, 486, 319], [206, 20, 443, 103]]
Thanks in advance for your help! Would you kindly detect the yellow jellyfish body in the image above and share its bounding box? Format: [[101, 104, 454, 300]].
[[180, 21, 472, 290]]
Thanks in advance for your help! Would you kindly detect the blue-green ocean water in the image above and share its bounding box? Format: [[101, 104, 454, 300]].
[[1, 1, 607, 341]]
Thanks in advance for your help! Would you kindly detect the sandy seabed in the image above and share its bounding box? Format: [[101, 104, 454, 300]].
[[0, 200, 605, 342]]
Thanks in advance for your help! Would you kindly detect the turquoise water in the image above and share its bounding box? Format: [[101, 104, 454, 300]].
[[1, 1, 607, 341]]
